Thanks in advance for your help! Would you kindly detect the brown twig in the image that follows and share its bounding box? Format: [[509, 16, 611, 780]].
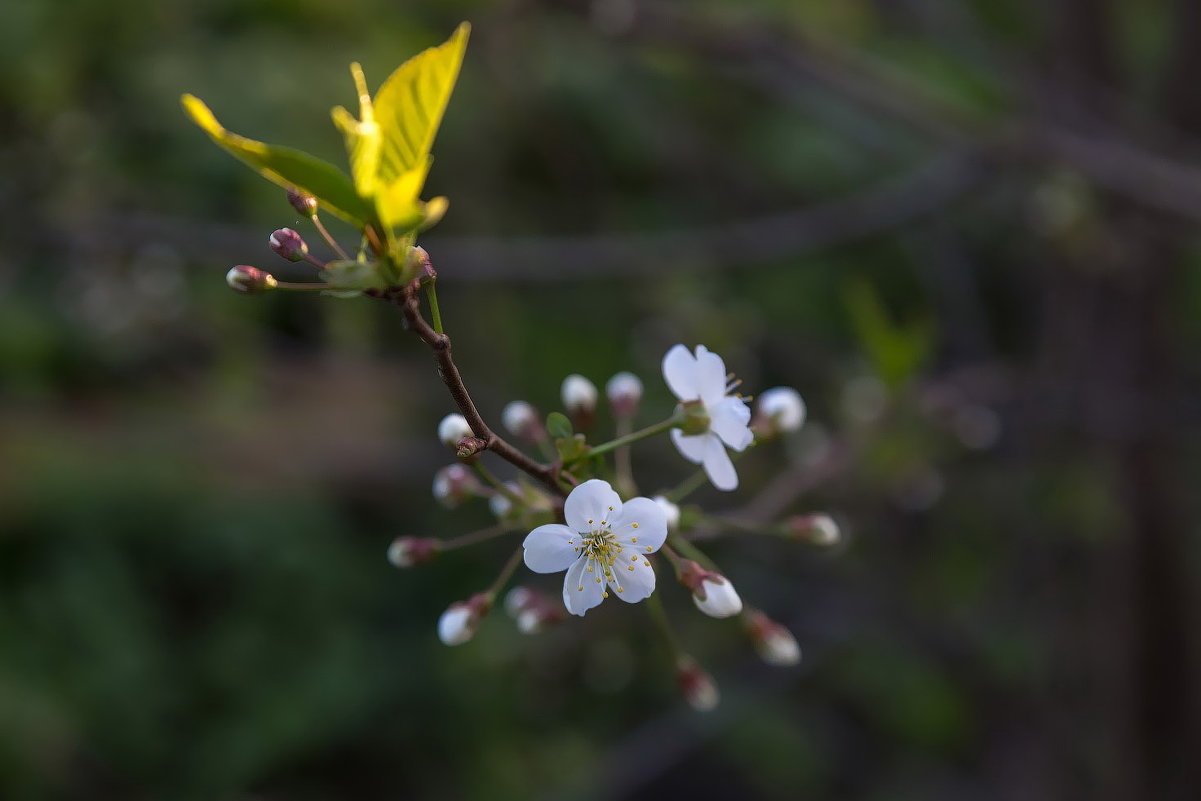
[[374, 279, 566, 497]]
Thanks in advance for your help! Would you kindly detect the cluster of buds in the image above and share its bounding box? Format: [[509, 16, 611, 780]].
[[504, 587, 565, 634], [673, 558, 744, 619]]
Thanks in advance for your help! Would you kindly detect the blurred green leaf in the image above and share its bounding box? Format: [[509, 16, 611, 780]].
[[545, 412, 573, 440], [180, 94, 372, 225], [845, 279, 933, 387]]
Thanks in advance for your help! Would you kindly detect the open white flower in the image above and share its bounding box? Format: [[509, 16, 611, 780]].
[[522, 479, 668, 616], [662, 344, 754, 491]]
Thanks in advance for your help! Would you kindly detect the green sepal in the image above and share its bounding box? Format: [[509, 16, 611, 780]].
[[319, 259, 390, 292]]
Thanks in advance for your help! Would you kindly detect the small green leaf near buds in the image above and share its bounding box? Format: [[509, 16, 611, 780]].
[[545, 412, 573, 440], [225, 265, 278, 293], [287, 187, 319, 216], [269, 228, 309, 262], [319, 259, 389, 291]]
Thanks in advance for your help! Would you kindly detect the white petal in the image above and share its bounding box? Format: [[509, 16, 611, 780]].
[[670, 429, 708, 464], [609, 497, 668, 553], [710, 396, 754, 451], [606, 552, 657, 603], [563, 478, 622, 532], [693, 576, 743, 618], [562, 555, 605, 616], [693, 345, 730, 407], [523, 524, 581, 573], [662, 344, 699, 401], [437, 606, 476, 646], [702, 435, 739, 491], [758, 387, 806, 433]]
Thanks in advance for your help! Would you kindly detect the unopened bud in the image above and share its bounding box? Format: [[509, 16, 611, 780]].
[[692, 574, 743, 618], [502, 401, 544, 441], [489, 483, 522, 520], [268, 228, 309, 262], [386, 536, 440, 568], [437, 592, 491, 646], [785, 513, 841, 546], [503, 586, 564, 634], [225, 265, 277, 294], [652, 495, 681, 530], [437, 413, 474, 449], [287, 187, 318, 216], [755, 387, 806, 436], [744, 609, 801, 667], [561, 374, 598, 428], [432, 464, 480, 508], [605, 371, 643, 418], [676, 656, 719, 712]]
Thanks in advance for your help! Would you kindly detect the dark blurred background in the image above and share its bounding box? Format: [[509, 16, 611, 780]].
[[2, 0, 1200, 799]]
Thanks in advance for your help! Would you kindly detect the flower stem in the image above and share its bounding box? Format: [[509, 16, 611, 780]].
[[471, 461, 523, 504], [426, 281, 444, 335], [614, 416, 637, 497], [644, 592, 682, 660], [310, 213, 351, 261], [486, 546, 525, 599], [570, 413, 682, 465], [440, 524, 515, 551], [664, 468, 709, 503], [275, 281, 334, 292], [668, 535, 719, 572]]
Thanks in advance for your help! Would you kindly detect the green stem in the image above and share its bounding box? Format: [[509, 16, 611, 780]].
[[471, 461, 523, 504], [486, 546, 525, 598], [274, 281, 334, 292], [614, 416, 637, 497], [570, 413, 682, 465], [426, 281, 444, 335], [644, 592, 682, 660], [664, 468, 709, 503], [310, 213, 350, 260], [668, 534, 719, 572]]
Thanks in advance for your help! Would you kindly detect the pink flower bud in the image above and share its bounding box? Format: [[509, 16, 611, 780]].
[[287, 187, 318, 216], [605, 371, 643, 418], [501, 401, 544, 442], [785, 513, 841, 546], [753, 387, 806, 436], [676, 656, 719, 712], [437, 414, 473, 449], [561, 374, 597, 429], [437, 592, 491, 646], [744, 609, 801, 666], [432, 464, 480, 508], [675, 559, 742, 618], [386, 536, 440, 568], [225, 265, 277, 294], [268, 228, 309, 262]]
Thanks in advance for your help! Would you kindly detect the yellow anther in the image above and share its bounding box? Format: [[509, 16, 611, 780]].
[[632, 523, 639, 529], [602, 591, 609, 598], [627, 565, 634, 572], [608, 505, 614, 511], [617, 587, 624, 593], [600, 521, 607, 526], [643, 560, 650, 566], [645, 546, 652, 552], [595, 577, 602, 583], [631, 537, 638, 543], [577, 585, 584, 591], [586, 566, 593, 572], [588, 519, 593, 524]]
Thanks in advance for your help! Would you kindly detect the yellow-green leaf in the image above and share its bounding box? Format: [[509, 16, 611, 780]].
[[180, 94, 372, 224], [375, 159, 431, 229], [330, 63, 383, 198], [373, 22, 470, 188]]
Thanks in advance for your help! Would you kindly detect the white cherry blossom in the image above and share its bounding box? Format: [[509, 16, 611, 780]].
[[522, 479, 667, 616], [662, 344, 754, 491]]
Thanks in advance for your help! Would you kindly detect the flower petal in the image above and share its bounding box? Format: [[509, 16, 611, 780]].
[[522, 524, 581, 573], [562, 554, 605, 616], [702, 435, 739, 491], [694, 345, 730, 408], [710, 396, 754, 451], [563, 478, 623, 532], [607, 552, 657, 603], [610, 497, 668, 553], [670, 429, 708, 464], [662, 344, 699, 401]]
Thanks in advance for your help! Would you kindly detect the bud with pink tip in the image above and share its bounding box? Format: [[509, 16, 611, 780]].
[[561, 374, 598, 428], [386, 536, 440, 568], [432, 464, 481, 508], [676, 558, 743, 618], [503, 586, 564, 634], [605, 371, 643, 419], [437, 413, 474, 449], [501, 400, 544, 442], [754, 387, 806, 437], [225, 265, 277, 294], [785, 513, 841, 546], [437, 592, 491, 646], [744, 608, 801, 666], [268, 228, 309, 262], [676, 656, 720, 711], [287, 187, 318, 216]]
